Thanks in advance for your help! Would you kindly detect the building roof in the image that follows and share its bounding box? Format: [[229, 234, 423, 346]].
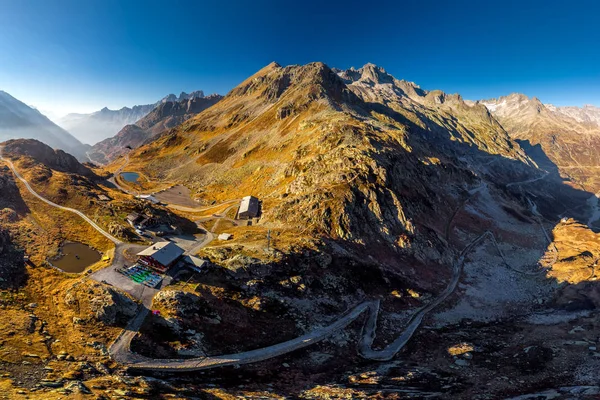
[[239, 195, 259, 216], [183, 255, 208, 270], [218, 233, 232, 240], [137, 194, 160, 204], [137, 241, 184, 267], [127, 212, 141, 222]]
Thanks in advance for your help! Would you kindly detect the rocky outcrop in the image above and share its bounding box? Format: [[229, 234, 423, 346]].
[[107, 221, 132, 239], [148, 291, 218, 337], [64, 281, 137, 326], [153, 290, 213, 319], [3, 139, 94, 176]]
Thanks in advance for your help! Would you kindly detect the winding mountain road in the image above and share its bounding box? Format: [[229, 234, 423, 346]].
[[506, 171, 549, 188], [110, 179, 555, 372], [0, 147, 121, 245], [110, 228, 500, 371], [5, 145, 561, 373]]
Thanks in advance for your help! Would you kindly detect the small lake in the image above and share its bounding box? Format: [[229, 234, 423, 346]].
[[121, 172, 140, 183], [51, 242, 101, 273]]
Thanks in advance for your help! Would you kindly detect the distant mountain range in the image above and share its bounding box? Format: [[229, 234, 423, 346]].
[[477, 94, 600, 191], [87, 93, 222, 164], [55, 91, 207, 145], [0, 90, 88, 160]]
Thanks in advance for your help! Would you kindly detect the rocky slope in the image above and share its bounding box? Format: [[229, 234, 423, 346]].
[[56, 91, 207, 146], [88, 94, 222, 164], [2, 138, 94, 176], [0, 90, 88, 160], [123, 61, 565, 279], [479, 94, 600, 191]]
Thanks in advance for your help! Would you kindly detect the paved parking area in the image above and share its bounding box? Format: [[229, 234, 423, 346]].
[[90, 242, 190, 303], [90, 244, 155, 301]]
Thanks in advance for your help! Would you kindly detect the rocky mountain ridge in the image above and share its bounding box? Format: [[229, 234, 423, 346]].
[[478, 93, 600, 191], [56, 90, 208, 145], [123, 61, 557, 276], [2, 138, 94, 177], [160, 90, 205, 104], [88, 94, 223, 164]]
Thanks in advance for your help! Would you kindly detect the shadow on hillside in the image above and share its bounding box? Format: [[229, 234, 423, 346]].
[[514, 139, 561, 177], [0, 166, 31, 216], [126, 94, 600, 395]]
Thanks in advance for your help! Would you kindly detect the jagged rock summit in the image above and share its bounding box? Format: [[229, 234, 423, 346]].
[[56, 90, 209, 145], [161, 91, 205, 104], [88, 93, 223, 164]]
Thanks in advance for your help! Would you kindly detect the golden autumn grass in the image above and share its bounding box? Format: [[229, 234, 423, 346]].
[[547, 219, 600, 284], [0, 157, 127, 384], [2, 162, 114, 265]]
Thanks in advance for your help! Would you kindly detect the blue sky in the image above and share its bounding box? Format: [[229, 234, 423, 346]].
[[1, 0, 599, 118]]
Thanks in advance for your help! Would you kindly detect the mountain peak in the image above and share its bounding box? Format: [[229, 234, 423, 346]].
[[161, 91, 205, 104], [336, 63, 394, 85]]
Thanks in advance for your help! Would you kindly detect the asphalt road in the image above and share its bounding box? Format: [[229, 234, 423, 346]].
[[0, 147, 121, 245], [3, 147, 562, 372], [111, 178, 560, 371]]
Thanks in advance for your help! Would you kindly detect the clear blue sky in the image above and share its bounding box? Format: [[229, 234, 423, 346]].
[[1, 0, 599, 118]]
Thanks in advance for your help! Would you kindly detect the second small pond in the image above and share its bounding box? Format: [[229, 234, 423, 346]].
[[121, 172, 140, 183]]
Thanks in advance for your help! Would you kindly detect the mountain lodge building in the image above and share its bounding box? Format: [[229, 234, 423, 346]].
[[136, 241, 184, 272], [238, 195, 259, 219]]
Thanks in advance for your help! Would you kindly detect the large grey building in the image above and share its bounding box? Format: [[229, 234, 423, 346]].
[[238, 195, 259, 219]]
